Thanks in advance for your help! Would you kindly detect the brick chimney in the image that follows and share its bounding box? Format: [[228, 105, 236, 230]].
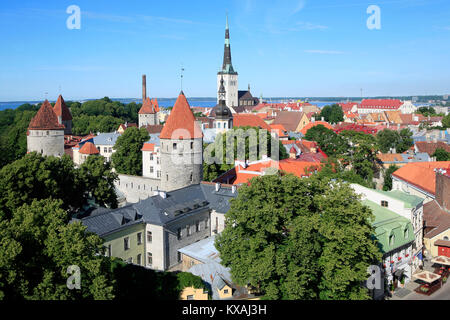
[[435, 169, 450, 212], [142, 74, 147, 102]]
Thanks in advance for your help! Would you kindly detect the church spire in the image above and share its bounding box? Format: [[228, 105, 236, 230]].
[[221, 14, 236, 74]]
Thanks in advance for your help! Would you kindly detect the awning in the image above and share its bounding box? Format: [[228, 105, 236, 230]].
[[412, 271, 441, 284], [431, 256, 450, 266]]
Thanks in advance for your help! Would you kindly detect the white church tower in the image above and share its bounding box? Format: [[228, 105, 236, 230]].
[[217, 15, 238, 112]]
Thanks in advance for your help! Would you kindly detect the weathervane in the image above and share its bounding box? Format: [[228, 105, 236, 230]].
[[181, 64, 185, 91]]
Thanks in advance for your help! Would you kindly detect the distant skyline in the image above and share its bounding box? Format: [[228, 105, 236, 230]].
[[1, 0, 450, 101]]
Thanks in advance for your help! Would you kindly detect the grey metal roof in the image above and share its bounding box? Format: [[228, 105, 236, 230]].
[[77, 204, 143, 236], [82, 183, 238, 232], [188, 262, 232, 300], [178, 235, 221, 264], [93, 132, 122, 146]]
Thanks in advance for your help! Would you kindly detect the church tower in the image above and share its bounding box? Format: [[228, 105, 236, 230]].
[[27, 100, 65, 157], [213, 76, 233, 134], [159, 91, 203, 192], [217, 15, 238, 112]]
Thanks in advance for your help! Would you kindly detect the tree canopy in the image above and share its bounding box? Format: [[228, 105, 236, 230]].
[[432, 148, 450, 161], [111, 127, 150, 176], [203, 126, 289, 182], [383, 165, 400, 191], [216, 174, 381, 300], [319, 104, 344, 124], [376, 128, 413, 153], [0, 152, 117, 219]]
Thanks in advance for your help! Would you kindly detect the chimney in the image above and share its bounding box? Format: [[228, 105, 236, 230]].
[[435, 170, 450, 212], [159, 191, 167, 199], [215, 183, 221, 192], [142, 74, 147, 102]]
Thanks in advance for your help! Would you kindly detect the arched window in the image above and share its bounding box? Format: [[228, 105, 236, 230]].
[[404, 228, 409, 238], [389, 234, 395, 246], [444, 236, 449, 241]]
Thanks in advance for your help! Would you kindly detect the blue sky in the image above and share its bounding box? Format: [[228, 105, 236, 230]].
[[0, 0, 449, 101]]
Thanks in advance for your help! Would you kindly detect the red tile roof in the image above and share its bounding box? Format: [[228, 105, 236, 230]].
[[359, 99, 403, 109], [79, 142, 100, 155], [415, 141, 450, 156], [53, 95, 72, 121], [28, 100, 65, 131], [233, 114, 272, 131], [139, 97, 157, 114], [141, 143, 155, 152], [392, 161, 450, 195], [300, 121, 333, 135], [339, 102, 359, 112], [159, 92, 203, 140]]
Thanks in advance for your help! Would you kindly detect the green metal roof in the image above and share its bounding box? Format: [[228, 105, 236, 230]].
[[372, 189, 423, 208], [362, 200, 415, 254]]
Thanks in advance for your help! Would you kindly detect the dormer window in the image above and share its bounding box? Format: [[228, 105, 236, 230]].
[[381, 200, 388, 207], [404, 228, 409, 238], [389, 235, 395, 246]]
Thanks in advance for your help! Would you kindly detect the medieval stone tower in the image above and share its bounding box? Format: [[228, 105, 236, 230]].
[[139, 75, 160, 128], [159, 91, 203, 192], [53, 95, 72, 135], [27, 100, 65, 157], [217, 15, 238, 111]]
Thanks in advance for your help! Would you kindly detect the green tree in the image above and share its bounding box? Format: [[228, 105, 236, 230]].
[[203, 126, 288, 182], [111, 127, 149, 176], [432, 148, 450, 161], [376, 129, 401, 153], [442, 114, 450, 129], [397, 128, 414, 153], [0, 199, 115, 300], [320, 104, 344, 124], [216, 174, 381, 300], [304, 125, 348, 157], [383, 165, 399, 191], [0, 153, 85, 219], [78, 155, 119, 208]]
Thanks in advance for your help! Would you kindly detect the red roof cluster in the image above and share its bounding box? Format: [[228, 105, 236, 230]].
[[333, 123, 378, 135], [233, 114, 272, 131], [28, 100, 65, 131], [159, 92, 203, 140], [300, 121, 333, 135], [359, 99, 403, 109]]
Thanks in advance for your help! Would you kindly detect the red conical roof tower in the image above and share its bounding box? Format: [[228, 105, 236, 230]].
[[53, 95, 72, 121], [160, 91, 203, 140], [28, 100, 65, 130]]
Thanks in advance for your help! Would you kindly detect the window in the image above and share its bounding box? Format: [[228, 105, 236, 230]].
[[105, 244, 111, 257], [389, 235, 395, 246], [108, 147, 112, 153], [157, 157, 160, 164], [186, 225, 191, 237], [381, 200, 388, 207], [191, 142, 194, 149], [187, 295, 194, 300], [444, 236, 449, 241], [124, 237, 130, 250], [150, 154, 154, 161], [166, 174, 169, 181], [404, 229, 409, 239], [177, 228, 182, 240], [173, 143, 177, 150], [126, 257, 132, 264], [196, 221, 200, 232], [217, 123, 221, 128], [147, 231, 152, 242], [178, 252, 182, 262], [147, 252, 153, 265], [137, 232, 142, 245], [104, 147, 107, 153], [224, 289, 229, 294], [150, 166, 154, 173], [157, 171, 161, 178], [137, 254, 142, 265], [190, 173, 193, 182], [205, 217, 209, 229]]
